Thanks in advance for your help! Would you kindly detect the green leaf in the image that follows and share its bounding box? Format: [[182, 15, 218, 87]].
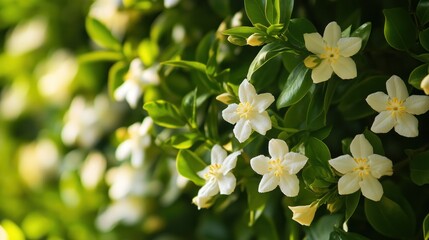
[[410, 150, 429, 185], [420, 28, 429, 52], [181, 89, 198, 128], [265, 0, 280, 24], [329, 228, 370, 240], [351, 22, 372, 51], [307, 83, 326, 128], [279, 0, 294, 25], [222, 26, 265, 38], [170, 133, 203, 149], [162, 60, 207, 74], [344, 192, 361, 225], [244, 0, 270, 27], [383, 8, 417, 51], [176, 149, 206, 185], [204, 100, 219, 140], [78, 51, 123, 63], [143, 100, 187, 128], [138, 39, 159, 66], [362, 129, 385, 155], [417, 0, 429, 26], [409, 64, 428, 89], [305, 214, 343, 240], [304, 137, 331, 169], [424, 213, 429, 240], [255, 215, 279, 240], [247, 42, 289, 81], [277, 62, 313, 109], [285, 18, 317, 49], [246, 178, 268, 226], [85, 17, 121, 51], [208, 0, 230, 18], [1, 220, 25, 240], [108, 61, 128, 99], [283, 93, 310, 129]]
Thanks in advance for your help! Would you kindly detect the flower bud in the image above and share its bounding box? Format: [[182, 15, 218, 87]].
[[304, 55, 321, 69], [227, 35, 247, 46], [192, 195, 214, 210], [288, 203, 318, 226], [421, 74, 429, 95], [326, 197, 343, 213], [246, 33, 266, 46], [216, 93, 236, 105]]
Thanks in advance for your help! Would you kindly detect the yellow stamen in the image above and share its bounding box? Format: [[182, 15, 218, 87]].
[[320, 46, 340, 63], [204, 163, 222, 180], [386, 97, 405, 116], [353, 158, 370, 178], [236, 102, 254, 119], [268, 159, 285, 177]]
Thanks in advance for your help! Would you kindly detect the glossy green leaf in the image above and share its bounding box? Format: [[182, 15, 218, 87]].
[[255, 215, 279, 240], [305, 214, 343, 240], [208, 0, 230, 18], [170, 133, 203, 149], [362, 129, 385, 155], [85, 17, 121, 51], [108, 61, 128, 99], [304, 137, 331, 169], [283, 93, 310, 129], [424, 213, 429, 240], [204, 100, 219, 140], [176, 149, 206, 186], [78, 51, 123, 63], [246, 178, 268, 225], [244, 0, 270, 27], [420, 28, 429, 52], [277, 62, 313, 109], [247, 41, 289, 81], [417, 0, 429, 26], [410, 150, 429, 186], [351, 22, 372, 51], [279, 0, 294, 25], [285, 18, 317, 49], [383, 8, 417, 51], [409, 64, 428, 89], [138, 39, 159, 66], [344, 192, 361, 225], [330, 228, 370, 240], [222, 26, 265, 38], [162, 60, 207, 74], [265, 0, 280, 24], [143, 100, 187, 128], [307, 83, 326, 128], [181, 88, 198, 128]]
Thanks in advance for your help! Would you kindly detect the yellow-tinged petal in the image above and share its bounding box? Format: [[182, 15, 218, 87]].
[[304, 33, 325, 54], [218, 172, 236, 195], [368, 154, 393, 178], [359, 175, 383, 201], [249, 111, 272, 135], [323, 21, 341, 46], [222, 103, 239, 124], [289, 204, 318, 226], [258, 173, 279, 193], [394, 113, 418, 137], [211, 145, 227, 165], [404, 95, 429, 115], [366, 92, 389, 112], [337, 37, 362, 57], [279, 174, 300, 197], [233, 118, 252, 143], [349, 134, 373, 159], [311, 60, 333, 83], [331, 56, 357, 79], [253, 93, 275, 112], [386, 75, 409, 100], [268, 139, 289, 160], [329, 155, 356, 174], [421, 74, 429, 95], [338, 172, 360, 195], [250, 155, 271, 175], [284, 152, 308, 175], [371, 111, 396, 133], [238, 79, 257, 103]]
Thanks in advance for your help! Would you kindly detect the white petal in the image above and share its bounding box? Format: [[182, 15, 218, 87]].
[[331, 56, 357, 79], [323, 22, 341, 47], [368, 154, 393, 178], [338, 37, 362, 57], [284, 152, 308, 175], [329, 155, 357, 174], [386, 75, 408, 100], [222, 104, 240, 124], [359, 176, 383, 201], [311, 60, 333, 83], [371, 111, 396, 133], [221, 151, 241, 173], [141, 65, 160, 85], [279, 174, 300, 197], [238, 79, 256, 103], [395, 113, 419, 137], [130, 148, 144, 167], [233, 118, 253, 143], [116, 140, 132, 160], [250, 155, 271, 175], [197, 166, 209, 179], [139, 117, 153, 135], [249, 111, 271, 135], [253, 93, 275, 112], [350, 134, 373, 159], [113, 83, 129, 101], [258, 173, 279, 193], [198, 179, 219, 197], [211, 144, 227, 165], [125, 84, 142, 109], [268, 139, 289, 160], [366, 92, 389, 112], [304, 33, 325, 54], [337, 172, 361, 195], [404, 95, 429, 115], [218, 172, 236, 195]]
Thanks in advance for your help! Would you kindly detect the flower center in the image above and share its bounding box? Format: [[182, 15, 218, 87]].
[[268, 159, 285, 177], [386, 97, 405, 116], [320, 46, 340, 63], [204, 163, 222, 180], [353, 158, 370, 178], [236, 102, 254, 119]]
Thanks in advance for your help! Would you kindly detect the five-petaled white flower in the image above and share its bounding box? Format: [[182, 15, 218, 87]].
[[250, 139, 308, 197], [288, 203, 319, 226], [366, 75, 429, 137], [329, 134, 393, 201], [193, 145, 241, 209], [222, 79, 274, 143], [114, 58, 160, 108], [304, 21, 362, 83], [115, 117, 153, 167]]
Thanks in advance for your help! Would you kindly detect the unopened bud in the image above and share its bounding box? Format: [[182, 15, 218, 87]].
[[246, 33, 266, 46], [326, 197, 343, 213], [304, 55, 321, 69], [227, 35, 247, 46], [421, 74, 429, 95], [216, 93, 236, 105]]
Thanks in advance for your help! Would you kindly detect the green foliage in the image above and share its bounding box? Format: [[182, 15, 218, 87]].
[[85, 17, 121, 51], [176, 149, 206, 186]]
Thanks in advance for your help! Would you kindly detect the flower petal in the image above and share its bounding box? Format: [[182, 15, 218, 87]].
[[258, 173, 279, 193], [222, 104, 239, 124], [311, 60, 333, 83], [289, 204, 318, 226], [233, 118, 253, 143], [279, 174, 300, 197], [250, 155, 271, 175], [210, 145, 227, 165], [130, 147, 144, 167], [238, 79, 256, 103], [338, 37, 362, 57], [359, 176, 383, 201], [394, 113, 419, 137], [198, 179, 219, 197], [323, 22, 341, 47], [113, 83, 129, 101], [197, 166, 209, 179], [404, 95, 429, 115], [253, 93, 275, 112], [371, 111, 396, 133], [386, 75, 408, 100], [284, 152, 308, 175], [125, 84, 142, 109], [368, 154, 393, 178], [331, 56, 357, 79], [268, 139, 289, 160], [329, 155, 356, 174], [218, 173, 236, 195], [366, 92, 389, 112], [116, 140, 132, 160], [338, 172, 361, 195], [350, 134, 373, 159], [221, 151, 241, 173], [249, 111, 272, 135], [304, 33, 325, 54], [139, 117, 153, 135]]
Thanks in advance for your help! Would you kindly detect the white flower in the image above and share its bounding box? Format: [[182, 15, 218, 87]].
[[194, 145, 241, 205], [250, 139, 308, 197], [114, 58, 160, 108], [96, 197, 143, 232], [80, 151, 106, 190], [421, 74, 429, 95], [192, 195, 214, 210], [106, 164, 146, 200], [115, 117, 153, 167], [304, 21, 362, 83], [288, 203, 318, 226], [222, 79, 274, 143], [329, 134, 393, 201], [366, 75, 429, 137]]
